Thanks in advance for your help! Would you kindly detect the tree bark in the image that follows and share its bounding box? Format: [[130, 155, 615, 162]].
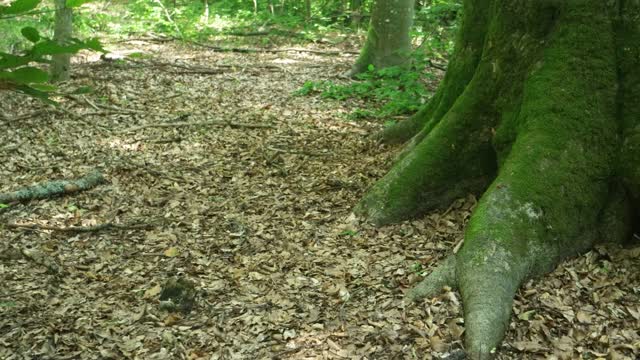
[[350, 0, 363, 28], [349, 0, 415, 76], [51, 0, 73, 82], [356, 0, 640, 358], [305, 0, 311, 20]]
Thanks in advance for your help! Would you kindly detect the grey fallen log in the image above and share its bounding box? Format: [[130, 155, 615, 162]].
[[0, 170, 106, 204]]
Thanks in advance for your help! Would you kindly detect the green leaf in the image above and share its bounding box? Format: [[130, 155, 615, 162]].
[[21, 27, 41, 43], [30, 83, 57, 91], [15, 85, 56, 104], [367, 64, 375, 72], [0, 203, 9, 208], [82, 37, 106, 52], [71, 85, 93, 94], [0, 52, 32, 70], [31, 38, 106, 57], [66, 0, 92, 7], [0, 66, 49, 84], [0, 0, 41, 15]]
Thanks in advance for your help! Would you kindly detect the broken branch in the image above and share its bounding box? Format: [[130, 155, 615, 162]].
[[6, 222, 153, 233], [190, 41, 358, 56], [120, 120, 274, 133]]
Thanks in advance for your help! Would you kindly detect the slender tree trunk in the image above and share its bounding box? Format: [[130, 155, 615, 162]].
[[350, 0, 362, 28], [356, 0, 640, 358], [203, 0, 209, 24], [349, 0, 415, 76], [50, 0, 73, 82], [305, 0, 311, 20]]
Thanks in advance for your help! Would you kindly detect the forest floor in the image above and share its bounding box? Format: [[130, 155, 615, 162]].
[[1, 37, 639, 360]]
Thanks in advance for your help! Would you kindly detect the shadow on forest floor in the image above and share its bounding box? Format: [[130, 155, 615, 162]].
[[1, 39, 639, 359]]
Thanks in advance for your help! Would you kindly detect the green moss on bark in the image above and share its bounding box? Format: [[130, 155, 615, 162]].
[[363, 0, 638, 358], [379, 0, 492, 144]]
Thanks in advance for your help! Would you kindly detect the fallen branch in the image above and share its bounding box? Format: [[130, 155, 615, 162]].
[[66, 95, 146, 114], [120, 120, 274, 133], [1, 140, 25, 153], [267, 146, 329, 157], [428, 59, 447, 71], [0, 170, 106, 204], [190, 41, 358, 56], [1, 110, 47, 122], [0, 285, 45, 299], [6, 222, 152, 233]]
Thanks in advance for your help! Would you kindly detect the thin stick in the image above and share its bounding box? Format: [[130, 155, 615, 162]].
[[0, 285, 45, 299], [6, 222, 153, 233], [190, 41, 359, 56], [120, 120, 274, 133]]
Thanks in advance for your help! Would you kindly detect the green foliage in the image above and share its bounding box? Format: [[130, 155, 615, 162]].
[[0, 0, 41, 15], [0, 0, 104, 102], [20, 26, 40, 42], [65, 0, 92, 8], [415, 0, 461, 59], [296, 60, 434, 119]]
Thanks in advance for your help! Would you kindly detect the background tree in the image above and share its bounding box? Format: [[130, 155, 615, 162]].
[[355, 0, 640, 358], [349, 0, 414, 76], [50, 0, 73, 82]]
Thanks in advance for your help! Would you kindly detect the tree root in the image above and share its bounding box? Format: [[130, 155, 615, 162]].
[[406, 255, 457, 302]]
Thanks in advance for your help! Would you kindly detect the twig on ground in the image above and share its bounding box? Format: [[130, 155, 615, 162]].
[[1, 140, 25, 153], [0, 285, 46, 299], [189, 41, 359, 56], [124, 57, 285, 75], [120, 120, 274, 133], [6, 222, 153, 233], [0, 170, 106, 204], [66, 95, 146, 114], [428, 59, 447, 71], [3, 110, 47, 122], [267, 146, 329, 157], [81, 95, 100, 110]]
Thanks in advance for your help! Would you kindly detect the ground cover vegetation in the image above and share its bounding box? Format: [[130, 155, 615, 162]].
[[1, 0, 639, 359]]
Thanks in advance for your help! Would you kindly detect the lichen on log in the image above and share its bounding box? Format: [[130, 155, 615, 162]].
[[0, 170, 106, 204]]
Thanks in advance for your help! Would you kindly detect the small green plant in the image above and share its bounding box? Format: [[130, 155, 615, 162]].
[[295, 61, 434, 120], [339, 229, 359, 237], [0, 301, 17, 308]]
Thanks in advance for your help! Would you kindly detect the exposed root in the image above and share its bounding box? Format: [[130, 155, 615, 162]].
[[406, 255, 457, 302]]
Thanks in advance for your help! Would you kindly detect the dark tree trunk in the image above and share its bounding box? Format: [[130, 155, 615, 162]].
[[355, 0, 640, 358]]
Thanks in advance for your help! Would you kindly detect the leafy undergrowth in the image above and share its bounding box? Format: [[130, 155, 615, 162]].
[[0, 40, 639, 360]]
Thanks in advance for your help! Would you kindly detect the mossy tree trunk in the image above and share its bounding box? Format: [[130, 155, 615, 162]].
[[349, 0, 415, 76], [355, 0, 640, 358], [51, 0, 73, 82]]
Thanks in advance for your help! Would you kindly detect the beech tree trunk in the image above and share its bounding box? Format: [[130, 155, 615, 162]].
[[51, 0, 73, 82], [349, 0, 415, 76], [355, 0, 640, 358]]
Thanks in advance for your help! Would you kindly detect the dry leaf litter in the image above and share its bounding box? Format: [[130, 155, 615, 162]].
[[0, 38, 638, 360]]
